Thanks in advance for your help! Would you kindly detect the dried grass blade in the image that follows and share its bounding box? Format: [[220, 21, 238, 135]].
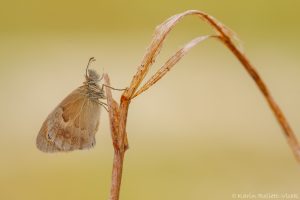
[[125, 10, 236, 99], [132, 35, 212, 98]]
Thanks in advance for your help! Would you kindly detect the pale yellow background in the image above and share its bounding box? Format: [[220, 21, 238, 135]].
[[1, 1, 300, 200]]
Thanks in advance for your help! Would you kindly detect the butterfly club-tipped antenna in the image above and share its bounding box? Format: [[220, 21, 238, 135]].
[[85, 57, 96, 79]]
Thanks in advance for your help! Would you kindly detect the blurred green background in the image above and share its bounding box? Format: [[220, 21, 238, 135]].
[[1, 1, 300, 199]]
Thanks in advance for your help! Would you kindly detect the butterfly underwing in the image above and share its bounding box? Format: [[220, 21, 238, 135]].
[[36, 58, 106, 152]]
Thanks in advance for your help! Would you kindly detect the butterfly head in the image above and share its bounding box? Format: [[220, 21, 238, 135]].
[[83, 57, 105, 100], [87, 69, 101, 82], [85, 57, 103, 84]]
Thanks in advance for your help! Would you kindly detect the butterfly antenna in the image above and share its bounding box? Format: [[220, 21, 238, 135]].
[[86, 57, 96, 78]]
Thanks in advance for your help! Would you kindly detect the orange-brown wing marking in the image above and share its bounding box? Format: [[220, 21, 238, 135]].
[[36, 88, 101, 152]]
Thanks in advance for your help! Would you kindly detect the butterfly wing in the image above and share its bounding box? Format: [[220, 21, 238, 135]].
[[36, 87, 101, 152]]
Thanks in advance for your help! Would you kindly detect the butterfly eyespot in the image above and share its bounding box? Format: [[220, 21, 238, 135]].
[[47, 133, 53, 141]]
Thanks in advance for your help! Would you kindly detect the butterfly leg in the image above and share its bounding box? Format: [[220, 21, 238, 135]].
[[101, 84, 126, 92], [98, 101, 109, 112]]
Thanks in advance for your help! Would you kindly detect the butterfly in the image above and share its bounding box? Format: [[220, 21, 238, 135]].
[[36, 57, 108, 152]]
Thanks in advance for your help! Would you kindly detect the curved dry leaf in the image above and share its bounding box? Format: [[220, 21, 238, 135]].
[[125, 10, 240, 99], [132, 35, 213, 98]]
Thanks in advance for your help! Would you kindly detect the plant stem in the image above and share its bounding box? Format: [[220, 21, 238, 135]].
[[104, 74, 129, 200], [109, 150, 125, 200]]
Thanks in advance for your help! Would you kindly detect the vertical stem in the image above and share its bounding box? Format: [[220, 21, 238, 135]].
[[109, 150, 125, 200], [104, 74, 129, 200]]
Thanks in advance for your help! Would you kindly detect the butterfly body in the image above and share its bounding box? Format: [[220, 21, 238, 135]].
[[36, 66, 105, 152]]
